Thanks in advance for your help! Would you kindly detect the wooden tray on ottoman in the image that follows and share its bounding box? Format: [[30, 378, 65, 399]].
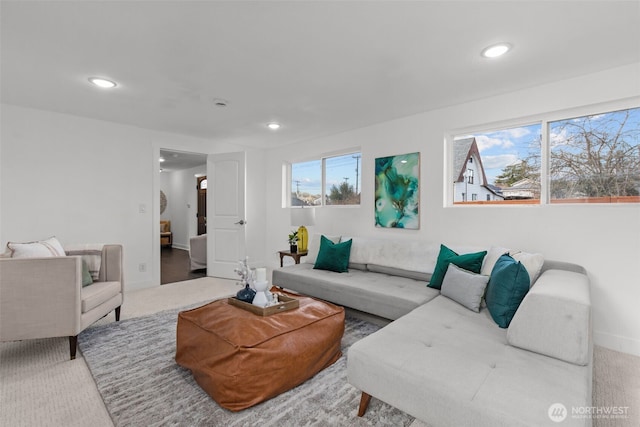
[[228, 294, 299, 316]]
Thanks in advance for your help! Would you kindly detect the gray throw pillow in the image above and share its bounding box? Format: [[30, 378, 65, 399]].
[[440, 264, 489, 312]]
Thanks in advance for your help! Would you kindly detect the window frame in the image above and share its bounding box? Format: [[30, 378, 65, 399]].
[[446, 98, 640, 207], [287, 148, 362, 208]]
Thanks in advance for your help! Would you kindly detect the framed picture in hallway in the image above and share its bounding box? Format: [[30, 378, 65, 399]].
[[374, 152, 420, 229]]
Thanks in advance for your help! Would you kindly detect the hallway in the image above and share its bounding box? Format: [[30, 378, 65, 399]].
[[161, 247, 206, 284]]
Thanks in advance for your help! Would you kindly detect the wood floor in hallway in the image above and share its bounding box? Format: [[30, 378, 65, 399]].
[[161, 247, 206, 284]]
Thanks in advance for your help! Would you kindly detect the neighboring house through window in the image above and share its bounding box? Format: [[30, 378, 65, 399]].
[[453, 137, 505, 203], [451, 105, 639, 205]]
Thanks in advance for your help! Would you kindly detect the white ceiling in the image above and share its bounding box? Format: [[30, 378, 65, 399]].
[[159, 149, 207, 173], [2, 1, 639, 149]]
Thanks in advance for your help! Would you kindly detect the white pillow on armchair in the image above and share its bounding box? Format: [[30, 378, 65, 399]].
[[7, 236, 66, 258]]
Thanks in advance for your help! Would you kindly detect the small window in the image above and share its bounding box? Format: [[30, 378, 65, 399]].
[[466, 169, 474, 184], [549, 107, 640, 203], [291, 160, 321, 206], [290, 152, 361, 207], [325, 153, 361, 206]]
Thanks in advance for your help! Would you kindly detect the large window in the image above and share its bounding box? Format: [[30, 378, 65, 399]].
[[451, 106, 640, 205], [453, 123, 542, 204], [549, 108, 640, 203], [290, 152, 361, 206]]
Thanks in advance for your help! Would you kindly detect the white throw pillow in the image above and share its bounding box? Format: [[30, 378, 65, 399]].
[[480, 246, 513, 276], [512, 251, 545, 286], [305, 234, 340, 264], [481, 246, 544, 286], [7, 236, 66, 258], [441, 264, 490, 312]]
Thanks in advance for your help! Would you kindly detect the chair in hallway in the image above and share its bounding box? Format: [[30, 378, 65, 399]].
[[160, 220, 173, 248], [189, 234, 207, 270]]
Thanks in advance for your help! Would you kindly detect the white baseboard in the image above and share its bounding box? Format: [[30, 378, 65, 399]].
[[125, 280, 158, 292], [594, 330, 640, 357], [170, 243, 189, 251]]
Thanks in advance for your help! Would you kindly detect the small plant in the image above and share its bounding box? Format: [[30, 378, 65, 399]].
[[288, 230, 299, 244]]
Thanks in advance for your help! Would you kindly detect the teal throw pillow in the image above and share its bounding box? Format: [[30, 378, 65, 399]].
[[428, 244, 487, 289], [485, 254, 530, 328], [81, 259, 94, 287], [313, 236, 352, 273]]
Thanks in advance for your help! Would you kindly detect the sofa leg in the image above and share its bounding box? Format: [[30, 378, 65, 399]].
[[358, 392, 372, 417], [115, 306, 121, 321], [69, 335, 78, 360]]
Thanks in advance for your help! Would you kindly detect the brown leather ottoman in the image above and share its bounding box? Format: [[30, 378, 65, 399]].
[[175, 294, 345, 411]]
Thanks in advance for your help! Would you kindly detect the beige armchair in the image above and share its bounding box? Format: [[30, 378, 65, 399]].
[[0, 244, 123, 360]]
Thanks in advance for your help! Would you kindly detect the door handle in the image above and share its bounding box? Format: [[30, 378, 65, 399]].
[[235, 220, 246, 225]]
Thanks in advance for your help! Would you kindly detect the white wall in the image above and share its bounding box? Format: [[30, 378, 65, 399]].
[[265, 63, 640, 356], [2, 64, 638, 355], [0, 105, 256, 290]]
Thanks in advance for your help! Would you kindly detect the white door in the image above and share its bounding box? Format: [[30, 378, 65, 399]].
[[207, 151, 246, 279]]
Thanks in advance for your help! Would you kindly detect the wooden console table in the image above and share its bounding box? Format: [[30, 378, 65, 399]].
[[278, 250, 308, 267]]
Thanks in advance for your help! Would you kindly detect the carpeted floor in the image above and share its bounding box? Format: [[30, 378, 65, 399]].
[[79, 308, 413, 426], [1, 277, 639, 427]]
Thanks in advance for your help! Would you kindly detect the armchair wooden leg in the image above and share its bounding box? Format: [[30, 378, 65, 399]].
[[358, 392, 372, 417], [115, 306, 121, 321], [69, 335, 78, 360]]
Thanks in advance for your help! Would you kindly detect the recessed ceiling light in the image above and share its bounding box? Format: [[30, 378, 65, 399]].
[[88, 77, 117, 88], [267, 122, 281, 130], [159, 157, 165, 163], [481, 43, 512, 59]]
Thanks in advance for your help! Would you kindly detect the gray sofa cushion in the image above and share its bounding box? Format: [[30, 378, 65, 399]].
[[366, 264, 431, 282], [507, 269, 591, 365], [272, 263, 439, 320], [348, 262, 368, 271], [348, 296, 592, 427], [344, 237, 441, 275]]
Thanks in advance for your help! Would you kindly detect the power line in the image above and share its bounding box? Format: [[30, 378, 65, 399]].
[[352, 154, 361, 194]]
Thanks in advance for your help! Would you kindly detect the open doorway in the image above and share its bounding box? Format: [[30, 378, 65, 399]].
[[159, 149, 208, 284], [197, 175, 207, 235]]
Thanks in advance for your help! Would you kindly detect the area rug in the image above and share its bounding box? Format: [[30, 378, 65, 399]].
[[79, 303, 414, 427]]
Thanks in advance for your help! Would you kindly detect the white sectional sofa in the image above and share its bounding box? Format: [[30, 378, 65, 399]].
[[272, 235, 592, 427]]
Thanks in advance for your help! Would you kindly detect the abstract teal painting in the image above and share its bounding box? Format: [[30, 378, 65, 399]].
[[375, 152, 420, 229]]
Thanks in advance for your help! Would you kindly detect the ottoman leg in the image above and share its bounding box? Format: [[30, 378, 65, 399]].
[[358, 392, 372, 417]]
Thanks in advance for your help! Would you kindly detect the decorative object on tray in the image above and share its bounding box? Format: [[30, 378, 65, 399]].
[[236, 284, 256, 303], [229, 293, 300, 316], [252, 268, 280, 307], [374, 152, 420, 229], [234, 257, 256, 303], [252, 280, 270, 306]]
